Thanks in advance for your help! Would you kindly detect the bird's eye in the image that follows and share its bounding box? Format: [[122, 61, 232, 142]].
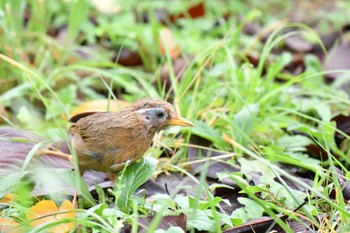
[[156, 110, 164, 118], [146, 108, 167, 120]]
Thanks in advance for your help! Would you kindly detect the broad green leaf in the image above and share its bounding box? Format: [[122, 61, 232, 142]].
[[155, 226, 184, 233], [116, 156, 158, 208], [237, 197, 264, 219], [174, 195, 189, 209], [276, 135, 312, 151], [238, 158, 276, 181], [233, 104, 259, 145], [292, 97, 331, 122], [231, 197, 263, 224], [185, 209, 216, 232], [191, 121, 227, 149], [189, 196, 222, 210], [46, 85, 76, 119]]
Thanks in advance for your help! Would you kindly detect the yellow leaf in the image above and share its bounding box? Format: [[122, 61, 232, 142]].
[[1, 193, 14, 204], [27, 200, 58, 227], [54, 200, 75, 233], [27, 200, 75, 233], [0, 218, 23, 233], [70, 99, 129, 117]]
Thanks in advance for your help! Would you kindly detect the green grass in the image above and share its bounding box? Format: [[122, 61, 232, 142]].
[[1, 0, 350, 232]]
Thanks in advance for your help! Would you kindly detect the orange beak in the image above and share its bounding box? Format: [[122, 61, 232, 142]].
[[168, 114, 194, 127]]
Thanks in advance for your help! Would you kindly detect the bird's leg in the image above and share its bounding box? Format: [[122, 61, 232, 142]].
[[72, 169, 85, 208], [109, 158, 138, 185], [72, 191, 78, 208], [109, 174, 117, 185], [109, 158, 138, 173]]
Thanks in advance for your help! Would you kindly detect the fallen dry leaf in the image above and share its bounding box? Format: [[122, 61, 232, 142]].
[[114, 48, 143, 66], [0, 218, 23, 233], [70, 99, 129, 117], [169, 2, 205, 22], [1, 193, 14, 204], [27, 200, 75, 233], [324, 39, 350, 80]]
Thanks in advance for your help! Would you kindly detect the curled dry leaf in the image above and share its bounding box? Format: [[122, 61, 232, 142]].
[[159, 28, 181, 60], [26, 200, 75, 233]]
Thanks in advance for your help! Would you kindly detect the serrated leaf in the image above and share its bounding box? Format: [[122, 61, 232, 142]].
[[116, 157, 158, 208]]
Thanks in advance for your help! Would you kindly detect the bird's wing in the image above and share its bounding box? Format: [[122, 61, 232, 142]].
[[69, 111, 103, 123], [70, 111, 136, 157]]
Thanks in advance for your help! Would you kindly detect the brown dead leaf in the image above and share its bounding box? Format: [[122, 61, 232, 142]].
[[27, 200, 75, 233], [137, 2, 205, 24], [114, 49, 143, 67], [159, 28, 181, 60], [169, 2, 205, 22]]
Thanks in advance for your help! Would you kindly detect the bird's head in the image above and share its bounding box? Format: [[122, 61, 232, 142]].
[[131, 98, 193, 132]]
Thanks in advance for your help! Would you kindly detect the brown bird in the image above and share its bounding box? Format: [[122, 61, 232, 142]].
[[69, 97, 193, 180]]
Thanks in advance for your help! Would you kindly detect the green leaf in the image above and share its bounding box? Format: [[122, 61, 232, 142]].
[[116, 156, 158, 208], [276, 135, 312, 151], [174, 195, 189, 209], [46, 85, 76, 119], [233, 104, 259, 145], [155, 226, 184, 233], [238, 197, 264, 219], [189, 196, 222, 210], [57, 84, 77, 105], [191, 121, 227, 149], [186, 209, 216, 232], [292, 97, 331, 122], [231, 198, 263, 223]]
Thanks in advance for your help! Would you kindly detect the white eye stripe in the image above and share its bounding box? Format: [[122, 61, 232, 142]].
[[135, 108, 165, 114]]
